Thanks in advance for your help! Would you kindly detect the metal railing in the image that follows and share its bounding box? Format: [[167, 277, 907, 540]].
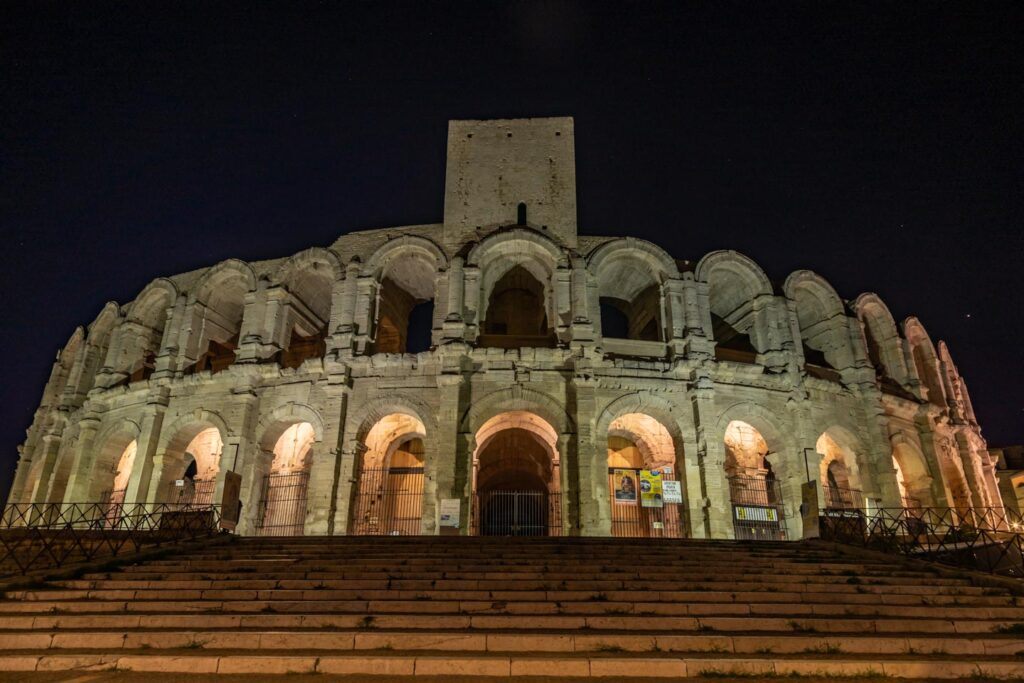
[[821, 506, 1024, 577], [0, 502, 222, 576]]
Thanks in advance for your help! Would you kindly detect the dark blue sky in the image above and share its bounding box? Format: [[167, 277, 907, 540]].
[[1, 1, 1022, 501]]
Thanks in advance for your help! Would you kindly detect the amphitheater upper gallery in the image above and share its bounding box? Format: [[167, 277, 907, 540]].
[[8, 117, 1000, 539]]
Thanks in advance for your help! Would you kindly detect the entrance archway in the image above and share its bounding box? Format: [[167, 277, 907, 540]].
[[472, 411, 560, 536], [723, 420, 786, 540], [349, 413, 426, 535], [255, 422, 314, 536], [606, 413, 685, 538], [160, 426, 223, 506]]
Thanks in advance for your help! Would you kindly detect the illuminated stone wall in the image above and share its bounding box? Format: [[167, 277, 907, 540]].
[[7, 117, 1002, 539]]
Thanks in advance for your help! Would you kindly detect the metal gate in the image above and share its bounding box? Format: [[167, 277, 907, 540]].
[[349, 467, 424, 535], [255, 471, 309, 536], [608, 469, 687, 538], [728, 475, 787, 540], [475, 490, 561, 536], [167, 479, 216, 507]]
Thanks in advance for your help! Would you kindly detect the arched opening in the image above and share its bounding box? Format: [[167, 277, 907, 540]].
[[786, 275, 849, 379], [606, 413, 685, 538], [938, 449, 972, 516], [816, 431, 864, 512], [892, 442, 932, 509], [122, 286, 174, 384], [480, 265, 555, 348], [724, 420, 786, 540], [255, 422, 314, 535], [191, 276, 248, 374], [279, 267, 332, 369], [595, 254, 664, 343], [106, 440, 137, 508], [373, 256, 436, 354], [349, 413, 425, 535], [471, 411, 560, 536], [162, 426, 223, 505], [704, 260, 768, 365]]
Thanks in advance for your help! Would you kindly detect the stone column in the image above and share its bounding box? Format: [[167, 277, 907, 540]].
[[570, 367, 604, 535], [62, 416, 102, 503], [153, 295, 187, 380], [434, 366, 468, 533], [463, 266, 481, 341], [570, 256, 595, 343], [27, 434, 65, 504], [662, 278, 687, 354], [442, 256, 466, 342], [689, 380, 731, 538], [123, 391, 169, 508], [554, 257, 572, 342], [352, 276, 379, 355]]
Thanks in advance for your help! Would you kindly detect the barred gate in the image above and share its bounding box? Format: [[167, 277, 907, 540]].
[[608, 469, 687, 538], [473, 490, 561, 537], [167, 479, 216, 506], [255, 471, 309, 536], [349, 467, 424, 535], [728, 475, 787, 540]]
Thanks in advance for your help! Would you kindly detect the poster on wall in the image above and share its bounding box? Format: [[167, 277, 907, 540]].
[[640, 469, 664, 508], [612, 470, 638, 504], [662, 479, 683, 504], [220, 471, 242, 531], [439, 498, 461, 528]]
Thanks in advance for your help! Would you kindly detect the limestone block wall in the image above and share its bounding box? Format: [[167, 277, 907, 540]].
[[7, 211, 1000, 540]]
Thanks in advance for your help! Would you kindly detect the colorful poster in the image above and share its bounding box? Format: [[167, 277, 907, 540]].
[[662, 479, 683, 504], [640, 469, 664, 508], [612, 469, 638, 504]]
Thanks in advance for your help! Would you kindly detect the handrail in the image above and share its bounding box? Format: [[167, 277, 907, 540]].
[[821, 506, 1024, 577], [0, 502, 223, 577]]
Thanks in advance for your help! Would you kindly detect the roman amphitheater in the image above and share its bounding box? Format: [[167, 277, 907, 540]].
[[6, 117, 1002, 541]]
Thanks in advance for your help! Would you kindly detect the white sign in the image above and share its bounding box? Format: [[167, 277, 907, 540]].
[[662, 480, 683, 504], [174, 479, 185, 487], [439, 498, 461, 528]]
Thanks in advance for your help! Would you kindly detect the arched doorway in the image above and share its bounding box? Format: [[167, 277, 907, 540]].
[[606, 413, 685, 538], [472, 412, 560, 536], [163, 426, 222, 506], [816, 431, 864, 512], [349, 413, 426, 535], [255, 422, 314, 536], [723, 420, 786, 540], [892, 442, 932, 509]]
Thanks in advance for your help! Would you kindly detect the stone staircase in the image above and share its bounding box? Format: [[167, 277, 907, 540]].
[[1, 536, 1023, 678]]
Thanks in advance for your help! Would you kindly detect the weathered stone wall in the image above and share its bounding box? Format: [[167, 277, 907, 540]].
[[7, 118, 1000, 540]]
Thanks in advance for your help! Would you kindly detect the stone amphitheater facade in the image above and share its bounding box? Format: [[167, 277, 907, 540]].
[[7, 117, 1001, 539]]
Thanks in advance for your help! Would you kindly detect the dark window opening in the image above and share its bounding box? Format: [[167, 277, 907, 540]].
[[517, 202, 527, 225], [280, 327, 327, 369], [599, 301, 629, 339], [599, 285, 663, 343], [405, 300, 435, 353], [712, 313, 756, 363], [480, 265, 555, 348]]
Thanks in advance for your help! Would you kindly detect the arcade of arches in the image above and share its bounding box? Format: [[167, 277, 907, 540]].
[[11, 117, 1003, 540]]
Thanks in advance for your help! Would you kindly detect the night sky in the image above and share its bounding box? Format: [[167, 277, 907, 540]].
[[1, 2, 1022, 502]]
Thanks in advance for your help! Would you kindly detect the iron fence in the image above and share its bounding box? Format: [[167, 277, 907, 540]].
[[728, 475, 787, 541], [0, 502, 222, 576], [821, 506, 1024, 576], [255, 471, 309, 536], [821, 485, 863, 511], [349, 467, 424, 535], [608, 469, 687, 538], [473, 490, 562, 537]]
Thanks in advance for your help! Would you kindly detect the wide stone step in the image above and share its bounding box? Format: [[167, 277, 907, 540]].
[[0, 650, 1021, 678], [2, 611, 1021, 634], [0, 629, 1022, 656], [3, 598, 1022, 620]]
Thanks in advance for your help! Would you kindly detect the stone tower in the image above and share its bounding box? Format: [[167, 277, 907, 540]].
[[442, 117, 577, 248]]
